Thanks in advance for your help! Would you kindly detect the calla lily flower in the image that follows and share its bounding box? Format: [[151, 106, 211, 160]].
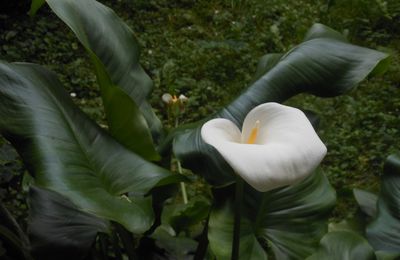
[[162, 93, 177, 104], [201, 102, 327, 192], [162, 93, 189, 105], [178, 94, 188, 103]]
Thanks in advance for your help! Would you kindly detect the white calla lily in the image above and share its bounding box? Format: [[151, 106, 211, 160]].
[[201, 102, 327, 192]]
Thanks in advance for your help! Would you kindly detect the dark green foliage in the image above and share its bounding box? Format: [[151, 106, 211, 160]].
[[162, 197, 211, 233], [28, 0, 45, 17], [0, 202, 32, 259], [46, 0, 161, 160], [208, 171, 336, 259], [28, 187, 109, 260], [367, 154, 400, 252], [306, 231, 376, 260], [0, 0, 399, 257], [0, 61, 180, 233], [353, 188, 378, 218], [0, 141, 26, 223], [150, 226, 198, 259]]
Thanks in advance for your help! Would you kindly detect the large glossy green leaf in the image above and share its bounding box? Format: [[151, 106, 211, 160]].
[[0, 61, 182, 233], [173, 23, 389, 186], [303, 23, 348, 42], [90, 56, 160, 160], [46, 0, 161, 159], [306, 231, 375, 260], [208, 171, 336, 259], [366, 154, 400, 252], [28, 186, 109, 260], [252, 53, 284, 81]]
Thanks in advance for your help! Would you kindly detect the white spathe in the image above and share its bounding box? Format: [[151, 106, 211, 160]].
[[201, 102, 327, 192]]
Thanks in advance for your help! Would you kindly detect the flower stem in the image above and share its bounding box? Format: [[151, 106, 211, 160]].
[[175, 116, 188, 204], [231, 176, 244, 260], [177, 160, 188, 204]]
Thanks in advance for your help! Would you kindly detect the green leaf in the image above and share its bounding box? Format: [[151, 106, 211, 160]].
[[353, 188, 378, 218], [174, 128, 235, 186], [328, 218, 366, 235], [150, 226, 198, 259], [252, 53, 284, 81], [303, 23, 348, 42], [0, 61, 180, 233], [306, 231, 376, 260], [162, 197, 211, 233], [209, 199, 268, 260], [173, 23, 389, 186], [92, 56, 160, 160], [366, 154, 400, 252], [28, 0, 46, 17], [46, 0, 162, 159], [208, 171, 336, 259], [375, 250, 400, 260], [28, 186, 109, 260]]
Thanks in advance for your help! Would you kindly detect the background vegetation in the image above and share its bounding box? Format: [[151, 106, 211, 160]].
[[1, 0, 399, 227]]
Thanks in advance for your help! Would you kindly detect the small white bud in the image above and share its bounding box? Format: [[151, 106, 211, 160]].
[[162, 93, 173, 104]]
